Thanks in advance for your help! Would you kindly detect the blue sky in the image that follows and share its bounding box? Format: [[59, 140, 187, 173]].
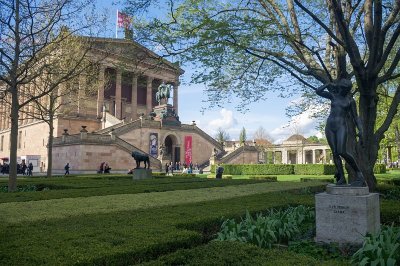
[[96, 1, 323, 143]]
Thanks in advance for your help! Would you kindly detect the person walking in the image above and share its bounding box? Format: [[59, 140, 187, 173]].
[[28, 162, 33, 176], [64, 163, 70, 175]]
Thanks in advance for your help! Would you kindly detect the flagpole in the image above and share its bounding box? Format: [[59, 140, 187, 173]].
[[115, 9, 118, 38]]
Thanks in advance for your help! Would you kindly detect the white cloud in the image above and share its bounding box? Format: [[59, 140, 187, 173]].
[[269, 103, 325, 143], [206, 109, 238, 136]]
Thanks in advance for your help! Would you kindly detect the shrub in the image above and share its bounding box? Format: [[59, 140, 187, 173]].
[[294, 164, 336, 175], [374, 164, 387, 174], [351, 225, 400, 266], [248, 176, 277, 181], [216, 205, 315, 248], [211, 164, 294, 175], [142, 241, 327, 266]]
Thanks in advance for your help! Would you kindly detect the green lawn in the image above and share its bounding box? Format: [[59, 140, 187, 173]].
[[0, 174, 398, 265]]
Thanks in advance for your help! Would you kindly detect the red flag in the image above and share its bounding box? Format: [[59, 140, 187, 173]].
[[117, 11, 132, 28]]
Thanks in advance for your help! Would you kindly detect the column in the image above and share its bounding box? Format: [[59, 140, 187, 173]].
[[23, 85, 30, 124], [146, 76, 153, 114], [282, 149, 288, 164], [115, 69, 122, 119], [131, 74, 138, 120], [27, 83, 34, 123], [173, 80, 179, 115], [323, 149, 327, 164], [78, 74, 86, 116], [312, 149, 316, 164], [96, 66, 105, 119], [5, 101, 10, 129]]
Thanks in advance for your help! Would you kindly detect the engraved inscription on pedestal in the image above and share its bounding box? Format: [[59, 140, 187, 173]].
[[132, 169, 153, 180], [315, 185, 380, 244]]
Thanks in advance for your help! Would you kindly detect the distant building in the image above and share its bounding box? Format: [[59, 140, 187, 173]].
[[218, 134, 331, 165]]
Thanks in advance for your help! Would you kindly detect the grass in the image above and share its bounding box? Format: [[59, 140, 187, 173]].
[[0, 181, 323, 224], [0, 175, 269, 203]]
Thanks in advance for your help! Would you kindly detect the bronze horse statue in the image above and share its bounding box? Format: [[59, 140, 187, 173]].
[[156, 82, 171, 104], [131, 151, 150, 169]]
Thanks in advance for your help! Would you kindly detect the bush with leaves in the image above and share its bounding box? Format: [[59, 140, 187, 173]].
[[351, 225, 400, 266], [216, 205, 314, 248]]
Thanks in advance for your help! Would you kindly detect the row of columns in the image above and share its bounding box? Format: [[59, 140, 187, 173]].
[[96, 66, 179, 121], [271, 148, 330, 164], [0, 83, 39, 131]]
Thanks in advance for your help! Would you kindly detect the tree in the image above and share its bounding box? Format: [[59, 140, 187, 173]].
[[123, 0, 400, 190], [253, 126, 273, 143], [214, 127, 230, 144], [26, 44, 101, 178], [0, 0, 101, 191], [239, 127, 247, 144]]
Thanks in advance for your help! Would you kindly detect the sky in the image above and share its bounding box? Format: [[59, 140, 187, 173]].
[[96, 1, 324, 144]]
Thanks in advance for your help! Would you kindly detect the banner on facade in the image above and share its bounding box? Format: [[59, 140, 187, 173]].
[[184, 135, 192, 164], [149, 133, 158, 157]]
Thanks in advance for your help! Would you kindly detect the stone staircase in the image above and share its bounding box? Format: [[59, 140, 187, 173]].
[[53, 133, 162, 169]]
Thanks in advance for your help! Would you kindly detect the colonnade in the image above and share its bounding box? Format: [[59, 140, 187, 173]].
[[96, 66, 179, 121]]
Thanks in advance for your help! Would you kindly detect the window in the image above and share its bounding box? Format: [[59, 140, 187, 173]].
[[0, 135, 3, 151]]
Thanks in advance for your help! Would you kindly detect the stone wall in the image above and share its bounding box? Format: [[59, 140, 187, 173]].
[[52, 144, 135, 174]]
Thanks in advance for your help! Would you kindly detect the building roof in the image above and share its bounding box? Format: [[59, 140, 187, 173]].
[[85, 36, 184, 75], [285, 134, 307, 142]]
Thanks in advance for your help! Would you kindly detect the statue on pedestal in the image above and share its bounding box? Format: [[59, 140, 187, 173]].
[[156, 82, 172, 105], [315, 79, 365, 187]]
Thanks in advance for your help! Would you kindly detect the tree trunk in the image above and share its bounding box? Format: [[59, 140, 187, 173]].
[[46, 117, 54, 178], [358, 84, 379, 191], [394, 124, 400, 164], [8, 91, 19, 192]]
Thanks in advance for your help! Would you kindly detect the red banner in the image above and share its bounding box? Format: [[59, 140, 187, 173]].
[[184, 136, 192, 165]]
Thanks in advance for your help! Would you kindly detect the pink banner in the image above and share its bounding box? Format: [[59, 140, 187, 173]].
[[184, 136, 192, 165]]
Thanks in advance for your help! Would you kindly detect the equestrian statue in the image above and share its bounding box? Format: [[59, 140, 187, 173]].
[[156, 82, 172, 104]]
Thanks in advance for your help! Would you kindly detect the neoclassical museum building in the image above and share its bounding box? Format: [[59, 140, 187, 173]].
[[0, 37, 223, 173], [0, 37, 330, 173]]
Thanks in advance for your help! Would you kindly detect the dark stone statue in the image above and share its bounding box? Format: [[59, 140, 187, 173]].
[[156, 82, 172, 104], [131, 151, 150, 169], [316, 79, 365, 187]]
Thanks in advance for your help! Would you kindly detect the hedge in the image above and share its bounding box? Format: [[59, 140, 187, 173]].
[[300, 177, 334, 183], [170, 173, 197, 178], [142, 241, 344, 266], [248, 176, 278, 181], [0, 186, 326, 265], [211, 164, 294, 175], [294, 164, 336, 175], [211, 163, 386, 175]]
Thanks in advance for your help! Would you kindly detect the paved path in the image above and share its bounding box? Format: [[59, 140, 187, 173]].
[[0, 181, 321, 224]]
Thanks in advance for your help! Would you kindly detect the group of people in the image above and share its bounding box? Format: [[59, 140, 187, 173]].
[[0, 161, 33, 176], [97, 162, 111, 174], [164, 161, 201, 175]]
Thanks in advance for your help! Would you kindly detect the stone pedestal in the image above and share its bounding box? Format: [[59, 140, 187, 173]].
[[132, 169, 153, 180], [315, 184, 380, 244]]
